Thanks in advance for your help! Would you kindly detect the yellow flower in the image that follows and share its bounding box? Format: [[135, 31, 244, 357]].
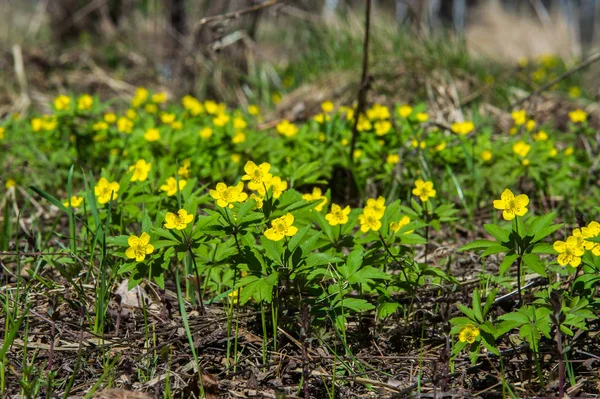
[[313, 113, 330, 123], [178, 159, 191, 178], [533, 130, 548, 141], [412, 180, 436, 202], [204, 100, 218, 114], [248, 105, 260, 115], [367, 104, 390, 120], [269, 176, 287, 199], [374, 120, 391, 136], [144, 128, 160, 142], [569, 86, 581, 98], [43, 117, 57, 131], [125, 232, 154, 262], [415, 112, 429, 123], [365, 196, 386, 219], [302, 187, 327, 211], [132, 87, 148, 107], [325, 204, 350, 226], [160, 177, 187, 197], [128, 159, 151, 182], [228, 289, 240, 305], [522, 159, 530, 166], [553, 236, 585, 267], [358, 209, 382, 232], [509, 127, 518, 135], [512, 141, 531, 158], [451, 121, 475, 136], [357, 116, 372, 132], [493, 189, 529, 220], [525, 119, 536, 132], [511, 110, 527, 126], [209, 182, 247, 208], [242, 161, 272, 195], [249, 193, 264, 209], [63, 195, 83, 208], [582, 221, 600, 255], [434, 142, 446, 152], [276, 120, 298, 138], [571, 228, 587, 252], [93, 121, 109, 131], [387, 154, 399, 165], [31, 118, 44, 132], [353, 149, 363, 159], [0, 127, 4, 140], [321, 100, 334, 113], [5, 179, 16, 189], [264, 213, 298, 241], [458, 324, 480, 344], [145, 103, 158, 114], [272, 92, 282, 105], [54, 95, 71, 111], [213, 113, 230, 127], [164, 209, 194, 230], [151, 92, 167, 103], [233, 117, 247, 129], [549, 147, 558, 157], [231, 154, 241, 164], [126, 109, 138, 120], [569, 109, 587, 123], [94, 177, 120, 204], [117, 117, 134, 134], [397, 105, 413, 118], [564, 147, 574, 156], [199, 127, 213, 139], [341, 138, 349, 146], [390, 216, 412, 233], [160, 113, 176, 125], [232, 131, 246, 144], [171, 121, 182, 130], [76, 94, 93, 111]]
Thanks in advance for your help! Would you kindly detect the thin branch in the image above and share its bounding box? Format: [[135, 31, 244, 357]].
[[349, 0, 372, 164], [509, 52, 600, 110], [191, 0, 283, 33]]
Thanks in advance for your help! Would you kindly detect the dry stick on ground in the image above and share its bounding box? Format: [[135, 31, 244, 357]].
[[190, 0, 284, 34], [509, 52, 600, 111]]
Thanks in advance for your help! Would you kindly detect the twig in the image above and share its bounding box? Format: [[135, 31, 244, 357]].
[[12, 44, 31, 113], [191, 0, 283, 33], [509, 52, 600, 110], [349, 0, 372, 164]]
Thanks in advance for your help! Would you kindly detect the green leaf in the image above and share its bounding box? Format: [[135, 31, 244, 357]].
[[472, 290, 484, 324], [499, 253, 518, 276], [377, 302, 400, 318], [533, 224, 563, 243], [304, 252, 343, 268], [484, 224, 510, 242], [457, 240, 497, 252], [288, 224, 312, 255], [481, 245, 510, 257], [530, 242, 555, 254], [335, 298, 374, 312], [522, 253, 547, 277]]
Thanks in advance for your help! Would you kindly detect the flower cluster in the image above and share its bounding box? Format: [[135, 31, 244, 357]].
[[554, 221, 600, 267]]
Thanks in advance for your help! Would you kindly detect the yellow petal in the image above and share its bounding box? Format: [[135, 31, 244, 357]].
[[284, 213, 294, 226], [128, 235, 140, 247], [493, 199, 505, 210], [500, 189, 514, 201]]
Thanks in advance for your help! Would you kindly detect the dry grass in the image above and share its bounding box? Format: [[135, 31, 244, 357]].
[[466, 2, 578, 62]]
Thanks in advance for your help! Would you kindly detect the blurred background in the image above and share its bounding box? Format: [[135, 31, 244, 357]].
[[1, 0, 599, 116]]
